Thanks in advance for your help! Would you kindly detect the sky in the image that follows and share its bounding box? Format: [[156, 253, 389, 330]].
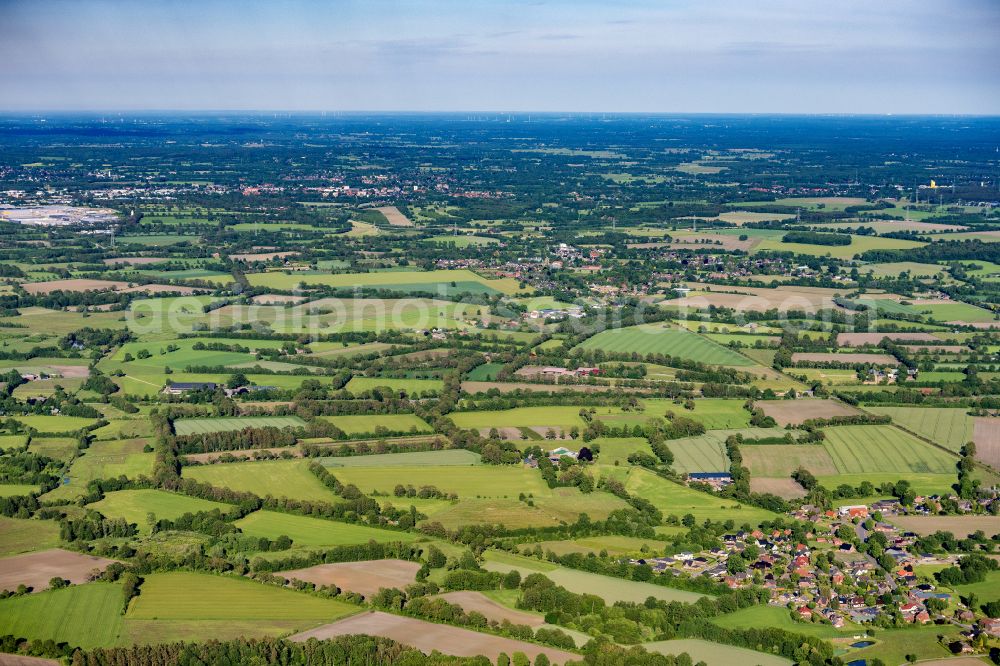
[[1, 0, 998, 114]]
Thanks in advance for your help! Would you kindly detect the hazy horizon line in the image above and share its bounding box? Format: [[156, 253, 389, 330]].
[[2, 110, 999, 118]]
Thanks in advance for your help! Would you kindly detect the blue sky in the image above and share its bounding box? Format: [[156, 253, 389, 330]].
[[1, 0, 998, 113]]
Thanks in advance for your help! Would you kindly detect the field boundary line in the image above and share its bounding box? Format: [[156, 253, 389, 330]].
[[124, 374, 160, 387]]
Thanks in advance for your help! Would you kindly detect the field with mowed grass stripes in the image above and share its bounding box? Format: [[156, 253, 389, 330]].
[[183, 460, 337, 502], [173, 415, 307, 436], [0, 582, 125, 647], [866, 406, 974, 452], [121, 571, 358, 643], [666, 428, 790, 473], [821, 425, 957, 474], [575, 324, 753, 365], [128, 572, 358, 621]]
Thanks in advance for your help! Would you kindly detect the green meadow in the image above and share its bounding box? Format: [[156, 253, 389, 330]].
[[182, 460, 338, 502], [89, 489, 236, 532], [234, 510, 419, 547], [576, 324, 754, 366]]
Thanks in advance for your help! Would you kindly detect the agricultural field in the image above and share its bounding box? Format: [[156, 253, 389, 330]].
[[820, 425, 958, 475], [914, 300, 997, 323], [792, 368, 860, 385], [889, 515, 1000, 537], [27, 437, 79, 461], [790, 352, 898, 365], [44, 438, 154, 500], [483, 550, 706, 603], [88, 489, 235, 532], [757, 398, 861, 426], [343, 376, 444, 395], [531, 534, 675, 557], [0, 483, 38, 497], [644, 639, 791, 666], [322, 449, 480, 467], [277, 559, 422, 598], [234, 510, 419, 547], [434, 590, 545, 628], [173, 415, 307, 436], [747, 477, 807, 499], [319, 414, 431, 435], [974, 417, 1000, 468], [182, 460, 338, 503], [0, 548, 118, 593], [867, 406, 974, 452], [246, 268, 525, 296], [0, 517, 61, 557], [329, 464, 549, 498], [0, 582, 126, 647], [634, 398, 752, 430], [575, 323, 754, 366], [125, 571, 359, 643], [742, 444, 839, 477], [665, 428, 790, 474], [623, 467, 779, 526], [424, 488, 629, 530], [449, 405, 622, 431], [816, 473, 958, 496], [13, 415, 97, 433], [1, 112, 999, 665], [290, 611, 578, 664], [465, 362, 505, 381], [753, 233, 926, 259], [422, 235, 499, 247]]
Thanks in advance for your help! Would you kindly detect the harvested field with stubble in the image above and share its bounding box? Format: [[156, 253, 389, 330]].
[[748, 477, 807, 499], [182, 446, 300, 463], [974, 417, 1000, 468], [21, 278, 129, 294], [276, 559, 422, 598], [0, 549, 118, 593], [672, 284, 845, 313], [758, 399, 861, 426], [791, 352, 899, 365], [435, 591, 545, 627], [889, 515, 1000, 537], [250, 294, 308, 304], [375, 205, 414, 226], [290, 611, 580, 664], [836, 332, 938, 346], [0, 654, 60, 665]]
